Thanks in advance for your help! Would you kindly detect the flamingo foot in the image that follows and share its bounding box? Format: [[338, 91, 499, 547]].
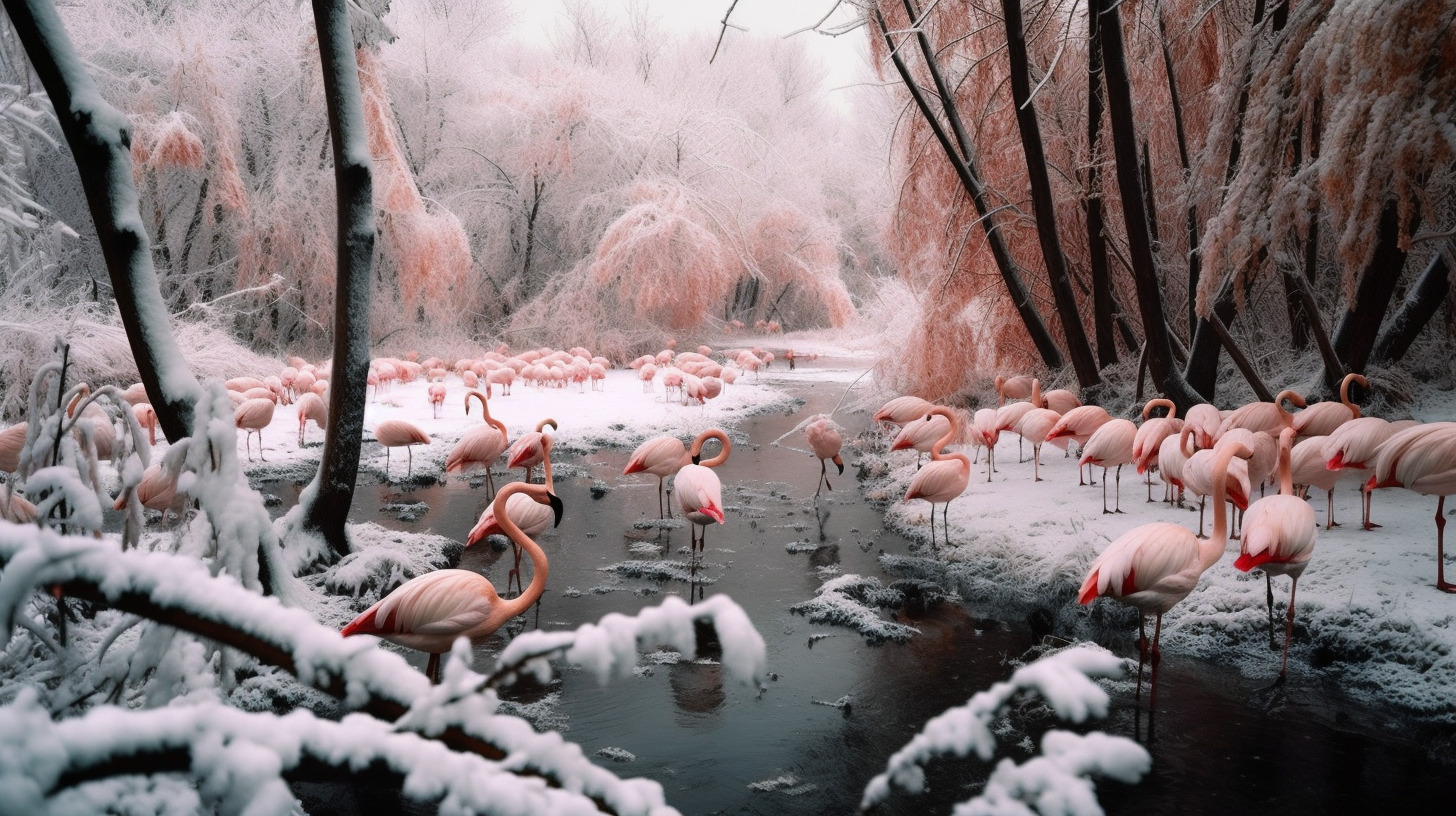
[[1364, 521, 1383, 530], [1437, 580, 1456, 594]]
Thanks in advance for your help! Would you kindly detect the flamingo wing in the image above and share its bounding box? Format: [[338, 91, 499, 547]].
[[1236, 495, 1316, 572]]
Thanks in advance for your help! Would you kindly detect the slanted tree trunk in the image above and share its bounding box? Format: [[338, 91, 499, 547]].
[[1085, 3, 1117, 368], [875, 2, 1065, 372], [1094, 0, 1203, 410], [1372, 254, 1450, 364], [5, 0, 203, 440], [1001, 0, 1100, 389], [1152, 0, 1203, 339], [298, 0, 376, 559], [1332, 202, 1417, 376]]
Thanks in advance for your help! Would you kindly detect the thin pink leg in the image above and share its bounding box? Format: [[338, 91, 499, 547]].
[[1437, 496, 1455, 593]]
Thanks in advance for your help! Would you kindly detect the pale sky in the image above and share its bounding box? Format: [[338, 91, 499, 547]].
[[509, 0, 874, 105]]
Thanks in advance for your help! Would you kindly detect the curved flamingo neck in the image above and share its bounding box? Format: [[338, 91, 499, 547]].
[[1179, 424, 1196, 454], [925, 407, 960, 459], [1143, 398, 1175, 421], [493, 482, 551, 614], [1277, 427, 1295, 496], [541, 436, 555, 491], [1208, 443, 1246, 562], [691, 429, 731, 467], [536, 418, 558, 433], [1031, 378, 1043, 408], [66, 383, 92, 417], [1274, 390, 1306, 427], [995, 376, 1006, 406], [464, 389, 492, 422], [1340, 373, 1367, 417]]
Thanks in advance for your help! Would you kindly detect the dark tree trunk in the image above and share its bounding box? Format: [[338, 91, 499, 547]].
[[1373, 254, 1450, 363], [1001, 0, 1100, 389], [299, 0, 376, 559], [5, 0, 203, 441], [875, 2, 1066, 372], [1331, 202, 1415, 377], [1085, 4, 1117, 368], [1094, 0, 1203, 411], [1153, 0, 1202, 338]]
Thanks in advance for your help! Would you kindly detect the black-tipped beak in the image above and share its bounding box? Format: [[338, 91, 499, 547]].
[[691, 454, 701, 465], [836, 461, 845, 475], [549, 493, 564, 527]]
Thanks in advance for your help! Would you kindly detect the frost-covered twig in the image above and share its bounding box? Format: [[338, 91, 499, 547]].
[[860, 645, 1150, 815]]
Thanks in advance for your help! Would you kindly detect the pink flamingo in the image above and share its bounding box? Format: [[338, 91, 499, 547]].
[[972, 408, 1000, 481], [873, 395, 935, 428], [343, 481, 562, 682], [1292, 372, 1368, 439], [1080, 440, 1251, 705], [624, 429, 729, 518], [1323, 416, 1402, 530], [133, 403, 158, 446], [1133, 399, 1182, 501], [1290, 435, 1343, 529], [1080, 418, 1137, 513], [234, 397, 276, 462], [428, 383, 447, 419], [445, 389, 510, 495], [1046, 404, 1112, 485], [994, 374, 1034, 406], [0, 423, 27, 474], [374, 419, 430, 477], [296, 392, 328, 447], [506, 418, 558, 484], [1182, 403, 1223, 450], [1016, 408, 1062, 482], [1367, 421, 1456, 592], [1041, 388, 1081, 415], [805, 417, 845, 496], [1180, 428, 1251, 537], [1236, 427, 1318, 680], [1156, 429, 1193, 506], [676, 433, 733, 554], [995, 399, 1038, 463], [1216, 389, 1307, 439], [113, 461, 182, 512], [890, 412, 952, 467], [903, 407, 971, 549], [471, 435, 560, 596]]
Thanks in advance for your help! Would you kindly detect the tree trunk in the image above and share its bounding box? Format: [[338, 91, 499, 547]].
[[876, 2, 1065, 372], [1001, 0, 1100, 389], [5, 0, 203, 441], [298, 0, 376, 559], [1332, 202, 1415, 377], [1153, 0, 1202, 339], [1372, 254, 1450, 364], [1094, 0, 1203, 411], [1085, 4, 1117, 368]]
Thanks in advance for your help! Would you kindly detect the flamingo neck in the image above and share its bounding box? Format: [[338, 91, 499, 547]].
[[926, 407, 959, 459], [495, 486, 550, 615], [1341, 373, 1366, 417], [1277, 428, 1295, 496], [1031, 378, 1042, 408], [465, 389, 492, 421], [1143, 398, 1175, 421], [542, 438, 555, 491], [691, 429, 732, 467], [1206, 444, 1241, 565], [536, 418, 558, 433]]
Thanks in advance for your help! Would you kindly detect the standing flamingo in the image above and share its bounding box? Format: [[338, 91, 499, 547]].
[[446, 389, 510, 495], [1237, 427, 1318, 680], [374, 419, 430, 478], [1017, 408, 1063, 482], [1046, 405, 1112, 485], [506, 418, 559, 483], [1080, 418, 1137, 513], [469, 435, 561, 596], [903, 407, 971, 549], [890, 412, 952, 467], [1217, 389, 1307, 439], [972, 408, 1000, 481], [1183, 403, 1223, 450], [234, 397, 276, 462], [1080, 440, 1252, 705], [428, 382, 447, 419], [994, 375, 1034, 406], [343, 481, 562, 682], [1182, 430, 1252, 538], [624, 429, 729, 518], [1290, 435, 1343, 529], [874, 395, 935, 428], [1133, 399, 1182, 501], [1156, 429, 1194, 506], [676, 433, 732, 555], [805, 417, 845, 497], [1367, 421, 1456, 592], [1293, 373, 1368, 439], [1323, 416, 1402, 530], [296, 391, 328, 447]]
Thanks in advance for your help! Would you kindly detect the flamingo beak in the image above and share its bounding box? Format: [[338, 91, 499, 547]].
[[833, 455, 845, 474], [704, 503, 725, 524], [691, 454, 701, 465], [549, 493, 564, 527]]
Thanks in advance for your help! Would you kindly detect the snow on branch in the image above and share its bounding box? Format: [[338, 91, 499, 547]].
[[859, 645, 1150, 815], [0, 525, 682, 815]]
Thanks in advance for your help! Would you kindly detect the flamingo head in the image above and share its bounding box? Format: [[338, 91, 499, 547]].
[[832, 454, 845, 474], [549, 492, 564, 527], [701, 502, 725, 524]]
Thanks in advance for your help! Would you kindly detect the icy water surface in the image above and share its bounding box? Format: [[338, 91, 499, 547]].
[[265, 368, 1455, 815]]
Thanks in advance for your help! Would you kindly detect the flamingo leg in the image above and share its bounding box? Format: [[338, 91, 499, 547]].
[[816, 459, 826, 497], [1437, 496, 1456, 593], [1197, 496, 1206, 538], [385, 446, 391, 476], [1326, 488, 1337, 530], [1018, 437, 1024, 463], [1265, 573, 1277, 650], [1279, 578, 1299, 682], [1364, 485, 1381, 530], [1148, 613, 1164, 710], [1114, 465, 1124, 513], [406, 445, 413, 477], [426, 652, 441, 685], [508, 543, 523, 598], [258, 431, 265, 461], [1033, 445, 1043, 482], [1146, 469, 1154, 502], [1135, 615, 1148, 703]]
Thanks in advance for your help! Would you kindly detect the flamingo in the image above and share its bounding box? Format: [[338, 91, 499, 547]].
[[374, 419, 430, 478], [296, 392, 328, 447], [1, 423, 28, 473], [1156, 429, 1194, 506], [445, 389, 510, 495], [1016, 408, 1062, 482], [805, 417, 845, 496], [994, 374, 1034, 406], [903, 407, 971, 549], [1041, 388, 1081, 415], [873, 395, 935, 428], [113, 461, 182, 512], [890, 413, 952, 467], [1080, 440, 1252, 705], [1366, 421, 1456, 592], [428, 382, 447, 419], [1289, 435, 1343, 529], [470, 435, 561, 596], [972, 408, 1000, 481], [133, 403, 158, 446], [1080, 418, 1137, 513], [342, 481, 562, 682], [1323, 416, 1401, 530], [1181, 428, 1251, 538], [234, 397, 276, 462], [676, 433, 733, 555], [624, 429, 729, 518], [1216, 389, 1307, 439], [506, 418, 559, 484], [1293, 373, 1368, 439], [1133, 399, 1182, 501], [995, 400, 1039, 463], [1046, 405, 1112, 485], [1236, 427, 1318, 680], [1183, 403, 1223, 450]]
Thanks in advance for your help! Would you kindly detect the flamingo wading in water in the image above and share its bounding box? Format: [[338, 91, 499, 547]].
[[342, 481, 562, 682], [374, 419, 430, 478], [805, 417, 845, 497], [446, 389, 510, 495], [675, 432, 732, 555], [624, 429, 729, 518], [903, 407, 971, 549]]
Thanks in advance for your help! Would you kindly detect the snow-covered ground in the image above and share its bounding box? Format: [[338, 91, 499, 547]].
[[222, 335, 1454, 724]]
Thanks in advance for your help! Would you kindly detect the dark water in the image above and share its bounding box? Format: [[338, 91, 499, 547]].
[[265, 366, 1456, 816]]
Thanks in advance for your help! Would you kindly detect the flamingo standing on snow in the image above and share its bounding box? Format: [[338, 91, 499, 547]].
[[296, 392, 328, 447], [805, 417, 845, 496], [1046, 404, 1111, 485], [234, 397, 276, 462], [1216, 389, 1307, 439], [1080, 440, 1252, 705], [1133, 399, 1182, 502], [446, 389, 510, 495], [374, 419, 430, 478], [890, 412, 952, 468], [675, 432, 733, 554], [1367, 421, 1456, 593], [1237, 427, 1318, 680], [1016, 408, 1062, 482], [1292, 373, 1368, 439], [1180, 428, 1251, 537], [343, 481, 562, 682], [1289, 435, 1343, 529], [1323, 416, 1408, 530], [507, 418, 558, 484], [903, 407, 971, 549], [1079, 418, 1137, 513]]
